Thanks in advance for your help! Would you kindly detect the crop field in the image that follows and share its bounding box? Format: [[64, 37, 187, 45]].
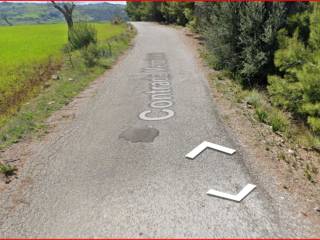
[[0, 22, 126, 117]]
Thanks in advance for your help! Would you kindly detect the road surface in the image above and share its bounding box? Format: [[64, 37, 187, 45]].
[[0, 22, 317, 238]]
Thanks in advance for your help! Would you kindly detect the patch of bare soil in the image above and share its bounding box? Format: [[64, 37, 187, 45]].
[[181, 28, 320, 223]]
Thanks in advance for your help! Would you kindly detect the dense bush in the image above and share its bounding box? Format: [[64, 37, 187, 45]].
[[238, 3, 287, 85], [196, 2, 304, 86], [126, 2, 194, 26], [81, 43, 100, 67], [160, 2, 194, 26], [196, 2, 242, 73], [268, 3, 320, 134], [69, 22, 97, 50], [126, 2, 163, 22]]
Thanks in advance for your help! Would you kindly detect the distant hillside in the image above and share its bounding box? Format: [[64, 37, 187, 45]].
[[0, 2, 128, 25]]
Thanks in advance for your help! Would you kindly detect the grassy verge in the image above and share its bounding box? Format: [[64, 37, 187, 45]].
[[209, 68, 320, 149], [0, 23, 135, 151], [0, 23, 127, 126], [200, 46, 320, 184]]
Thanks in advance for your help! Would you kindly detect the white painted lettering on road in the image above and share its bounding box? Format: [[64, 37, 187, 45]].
[[139, 53, 175, 121], [139, 109, 174, 121]]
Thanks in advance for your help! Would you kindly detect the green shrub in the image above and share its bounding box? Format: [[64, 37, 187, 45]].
[[0, 163, 16, 176], [238, 2, 287, 86], [81, 43, 100, 67], [268, 3, 320, 134], [195, 2, 307, 86], [245, 90, 262, 108], [255, 105, 289, 132], [268, 74, 304, 112], [98, 43, 112, 57], [199, 2, 242, 73], [255, 107, 268, 123], [69, 22, 97, 50], [269, 110, 289, 132], [126, 2, 194, 24], [307, 117, 320, 134]]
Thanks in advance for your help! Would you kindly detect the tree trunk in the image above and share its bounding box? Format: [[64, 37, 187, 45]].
[[63, 12, 73, 29], [2, 15, 12, 26], [51, 1, 75, 31]]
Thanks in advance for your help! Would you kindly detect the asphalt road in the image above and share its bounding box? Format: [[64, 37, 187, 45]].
[[0, 22, 318, 237]]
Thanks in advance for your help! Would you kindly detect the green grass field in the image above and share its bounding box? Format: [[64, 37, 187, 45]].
[[0, 22, 125, 63], [0, 22, 134, 150], [0, 22, 126, 118], [0, 22, 125, 80]]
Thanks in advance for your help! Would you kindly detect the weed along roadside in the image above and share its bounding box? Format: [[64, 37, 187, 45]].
[[0, 23, 136, 180]]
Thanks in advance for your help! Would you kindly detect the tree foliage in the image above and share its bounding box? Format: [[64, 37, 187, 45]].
[[268, 3, 320, 134], [196, 2, 242, 73], [126, 2, 194, 26], [196, 2, 304, 86], [68, 22, 97, 50]]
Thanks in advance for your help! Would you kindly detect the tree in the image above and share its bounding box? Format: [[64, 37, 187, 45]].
[[160, 2, 194, 25], [197, 2, 243, 72], [196, 2, 306, 86], [1, 14, 12, 26], [126, 2, 150, 21], [238, 2, 286, 86], [268, 3, 320, 134], [125, 2, 193, 26], [51, 1, 75, 30]]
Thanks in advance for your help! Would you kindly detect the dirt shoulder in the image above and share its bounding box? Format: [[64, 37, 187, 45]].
[[180, 28, 320, 224]]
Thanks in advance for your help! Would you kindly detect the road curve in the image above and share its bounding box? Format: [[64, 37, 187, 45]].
[[0, 22, 317, 238]]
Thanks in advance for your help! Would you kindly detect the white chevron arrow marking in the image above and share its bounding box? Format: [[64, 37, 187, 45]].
[[185, 141, 236, 159], [207, 184, 256, 202]]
